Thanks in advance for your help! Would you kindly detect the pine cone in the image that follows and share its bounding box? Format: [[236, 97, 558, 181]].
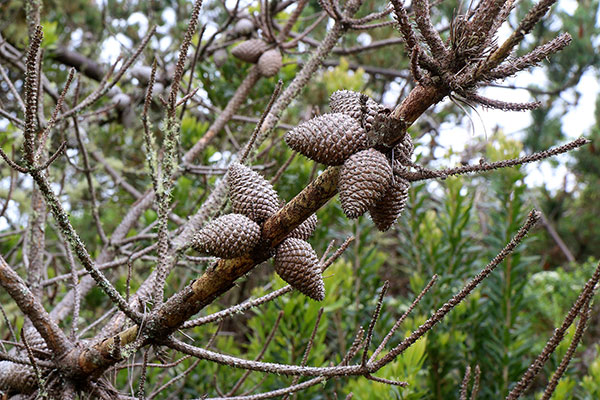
[[369, 177, 409, 231], [287, 213, 317, 241], [329, 90, 383, 136], [393, 133, 414, 166], [338, 149, 393, 219], [0, 362, 37, 394], [275, 238, 325, 301], [22, 327, 47, 351], [231, 39, 268, 63], [228, 162, 280, 223], [192, 214, 261, 258], [235, 18, 255, 36], [257, 49, 282, 77], [284, 113, 371, 165], [213, 48, 228, 67]]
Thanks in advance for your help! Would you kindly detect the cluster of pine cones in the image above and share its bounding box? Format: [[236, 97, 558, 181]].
[[192, 163, 325, 301], [231, 39, 282, 77], [285, 90, 413, 231], [212, 16, 282, 77]]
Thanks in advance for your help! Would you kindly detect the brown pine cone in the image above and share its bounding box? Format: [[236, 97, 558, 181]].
[[234, 18, 255, 36], [338, 149, 393, 219], [393, 133, 414, 166], [275, 238, 325, 301], [231, 39, 268, 63], [287, 213, 317, 241], [213, 48, 228, 67], [192, 213, 261, 258], [369, 177, 410, 231], [257, 49, 282, 77], [228, 162, 281, 224], [0, 362, 38, 394], [284, 113, 371, 165], [329, 90, 384, 136]]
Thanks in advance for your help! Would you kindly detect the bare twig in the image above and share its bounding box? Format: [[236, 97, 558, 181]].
[[202, 328, 365, 400], [0, 147, 29, 173], [540, 297, 592, 400], [137, 348, 150, 400], [167, 0, 204, 118], [29, 167, 142, 323], [72, 78, 108, 244], [365, 374, 408, 386], [35, 68, 75, 163], [30, 141, 67, 172], [460, 366, 471, 400], [21, 327, 46, 395], [0, 255, 72, 356], [362, 281, 389, 366], [147, 359, 201, 399], [0, 303, 17, 342], [471, 365, 481, 400], [54, 227, 81, 340], [270, 151, 297, 184], [0, 350, 53, 368], [370, 274, 438, 363], [401, 138, 590, 182]]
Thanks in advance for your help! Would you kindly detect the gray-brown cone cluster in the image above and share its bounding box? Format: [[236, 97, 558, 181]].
[[285, 113, 371, 165], [283, 90, 412, 230], [192, 214, 261, 258], [274, 238, 325, 301], [339, 149, 393, 219], [369, 177, 410, 231], [231, 39, 269, 63], [228, 162, 280, 224], [257, 49, 282, 77], [192, 161, 325, 301]]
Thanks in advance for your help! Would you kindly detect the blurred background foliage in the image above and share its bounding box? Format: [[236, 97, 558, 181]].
[[1, 0, 600, 398]]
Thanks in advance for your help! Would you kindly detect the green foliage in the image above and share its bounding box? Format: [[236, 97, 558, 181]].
[[41, 20, 58, 49], [471, 137, 538, 398], [580, 348, 600, 399]]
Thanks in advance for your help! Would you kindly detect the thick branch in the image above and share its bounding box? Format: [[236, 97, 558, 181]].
[[51, 47, 105, 82], [0, 255, 72, 357]]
